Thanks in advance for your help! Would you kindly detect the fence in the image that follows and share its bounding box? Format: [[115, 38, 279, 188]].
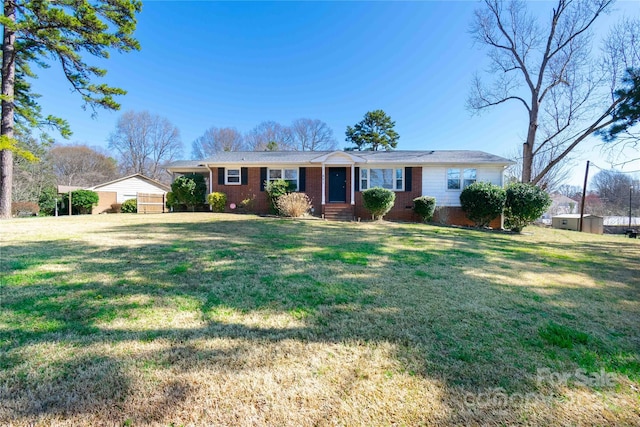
[[137, 193, 166, 214]]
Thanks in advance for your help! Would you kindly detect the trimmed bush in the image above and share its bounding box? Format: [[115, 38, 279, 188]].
[[121, 198, 137, 213], [171, 174, 207, 211], [276, 192, 312, 217], [61, 189, 99, 215], [207, 192, 227, 213], [460, 182, 506, 227], [504, 183, 551, 232], [362, 187, 396, 220], [265, 179, 296, 214], [413, 196, 436, 222]]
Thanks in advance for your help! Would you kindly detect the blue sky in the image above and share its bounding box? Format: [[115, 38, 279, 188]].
[[29, 1, 640, 186]]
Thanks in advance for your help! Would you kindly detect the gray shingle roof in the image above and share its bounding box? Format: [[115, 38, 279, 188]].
[[166, 150, 513, 170]]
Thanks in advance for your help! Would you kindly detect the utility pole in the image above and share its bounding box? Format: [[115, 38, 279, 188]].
[[630, 185, 633, 230], [579, 161, 590, 232]]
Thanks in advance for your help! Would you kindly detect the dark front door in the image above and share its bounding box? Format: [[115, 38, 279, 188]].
[[328, 167, 347, 203]]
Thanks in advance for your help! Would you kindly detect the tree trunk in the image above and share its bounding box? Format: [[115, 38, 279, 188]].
[[521, 103, 538, 184], [1, 0, 16, 219]]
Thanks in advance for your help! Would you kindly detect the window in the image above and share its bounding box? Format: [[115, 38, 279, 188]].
[[268, 168, 298, 190], [225, 168, 241, 185], [360, 168, 403, 191], [447, 168, 477, 190], [463, 168, 477, 188]]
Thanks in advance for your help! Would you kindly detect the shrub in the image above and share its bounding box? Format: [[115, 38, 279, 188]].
[[504, 183, 551, 232], [171, 174, 207, 211], [121, 198, 137, 213], [276, 192, 312, 217], [11, 201, 39, 216], [60, 189, 99, 215], [38, 186, 59, 216], [362, 187, 396, 220], [413, 196, 436, 222], [110, 203, 123, 213], [207, 192, 227, 213], [265, 179, 296, 214], [459, 182, 506, 227]]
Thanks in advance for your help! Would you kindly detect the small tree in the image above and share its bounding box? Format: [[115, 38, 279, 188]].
[[460, 182, 506, 227], [62, 189, 99, 215], [171, 174, 207, 212], [362, 187, 396, 220], [207, 192, 227, 213], [413, 196, 436, 223], [265, 179, 296, 214], [504, 183, 551, 232]]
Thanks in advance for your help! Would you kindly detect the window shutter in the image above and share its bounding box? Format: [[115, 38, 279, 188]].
[[241, 167, 248, 185], [354, 167, 360, 192], [299, 167, 306, 192], [260, 167, 267, 191], [218, 168, 225, 185], [405, 167, 412, 192]]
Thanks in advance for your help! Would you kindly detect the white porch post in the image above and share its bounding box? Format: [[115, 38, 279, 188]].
[[321, 163, 326, 205], [350, 164, 355, 205], [209, 167, 213, 194]]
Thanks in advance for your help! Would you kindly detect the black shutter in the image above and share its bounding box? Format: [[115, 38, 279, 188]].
[[260, 167, 267, 191], [218, 168, 225, 185], [299, 167, 306, 192], [354, 167, 360, 191], [241, 167, 248, 185], [405, 167, 412, 192]]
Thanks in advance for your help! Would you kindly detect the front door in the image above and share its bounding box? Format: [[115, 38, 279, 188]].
[[328, 167, 347, 203]]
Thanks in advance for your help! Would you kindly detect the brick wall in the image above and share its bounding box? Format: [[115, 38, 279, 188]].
[[354, 167, 422, 222]]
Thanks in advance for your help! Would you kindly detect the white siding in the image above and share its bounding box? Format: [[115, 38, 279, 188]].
[[95, 177, 168, 203], [421, 165, 505, 207]]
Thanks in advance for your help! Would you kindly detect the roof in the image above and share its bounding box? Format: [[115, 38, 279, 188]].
[[166, 150, 514, 170], [88, 174, 170, 192], [552, 214, 602, 219], [603, 216, 640, 226]]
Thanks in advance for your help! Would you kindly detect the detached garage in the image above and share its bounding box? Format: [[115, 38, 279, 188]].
[[88, 174, 170, 214], [552, 214, 603, 234]]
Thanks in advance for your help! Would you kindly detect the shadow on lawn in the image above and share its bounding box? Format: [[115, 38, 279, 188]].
[[1, 217, 639, 423]]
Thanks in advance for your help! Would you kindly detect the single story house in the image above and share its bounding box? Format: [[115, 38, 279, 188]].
[[88, 174, 170, 214], [166, 150, 513, 226]]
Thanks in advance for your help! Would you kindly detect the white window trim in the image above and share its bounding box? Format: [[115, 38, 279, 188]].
[[267, 167, 299, 191], [225, 168, 241, 185], [446, 167, 477, 191], [359, 167, 404, 191]]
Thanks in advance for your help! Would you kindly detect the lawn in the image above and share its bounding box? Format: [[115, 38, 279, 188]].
[[1, 213, 639, 426]]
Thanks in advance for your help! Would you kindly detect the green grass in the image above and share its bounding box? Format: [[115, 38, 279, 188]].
[[0, 213, 638, 426]]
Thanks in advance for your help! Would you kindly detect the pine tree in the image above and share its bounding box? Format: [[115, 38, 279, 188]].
[[1, 0, 142, 218]]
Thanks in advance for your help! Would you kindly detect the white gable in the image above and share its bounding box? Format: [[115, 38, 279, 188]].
[[92, 176, 168, 204]]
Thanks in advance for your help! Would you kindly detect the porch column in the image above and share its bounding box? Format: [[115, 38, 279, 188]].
[[350, 164, 355, 205], [208, 167, 213, 194], [321, 163, 326, 205]]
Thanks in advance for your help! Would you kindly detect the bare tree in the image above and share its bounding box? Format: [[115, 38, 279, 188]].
[[469, 0, 640, 185], [590, 169, 639, 214], [191, 127, 245, 158], [12, 135, 55, 202], [245, 121, 294, 151], [49, 144, 119, 187], [557, 184, 582, 199], [108, 111, 182, 180], [291, 118, 337, 151], [504, 146, 572, 193]]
